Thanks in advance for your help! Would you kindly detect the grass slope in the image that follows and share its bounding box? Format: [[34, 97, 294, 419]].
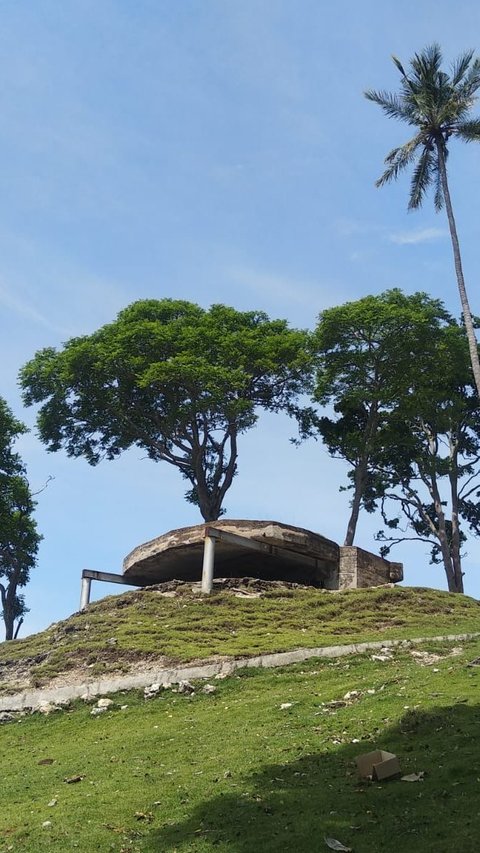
[[1, 635, 480, 852], [1, 584, 479, 691]]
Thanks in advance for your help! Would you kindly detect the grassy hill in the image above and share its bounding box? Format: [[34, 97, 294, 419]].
[[1, 582, 480, 693], [1, 583, 480, 852]]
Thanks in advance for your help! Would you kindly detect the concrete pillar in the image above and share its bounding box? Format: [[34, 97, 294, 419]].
[[201, 534, 216, 593], [80, 576, 92, 610]]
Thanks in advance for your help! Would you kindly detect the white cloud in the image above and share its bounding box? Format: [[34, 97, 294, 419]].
[[227, 264, 345, 325], [388, 227, 446, 246], [0, 280, 69, 336]]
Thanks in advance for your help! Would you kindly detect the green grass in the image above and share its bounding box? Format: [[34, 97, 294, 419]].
[[1, 584, 479, 690], [1, 635, 480, 852]]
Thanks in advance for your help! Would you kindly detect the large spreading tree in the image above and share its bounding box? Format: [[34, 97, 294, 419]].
[[20, 299, 312, 522], [365, 44, 480, 395], [0, 398, 41, 640]]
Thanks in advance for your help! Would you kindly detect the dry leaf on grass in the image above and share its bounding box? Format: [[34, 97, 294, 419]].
[[325, 836, 353, 851]]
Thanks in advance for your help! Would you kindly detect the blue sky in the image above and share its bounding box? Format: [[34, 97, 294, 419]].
[[2, 1, 480, 636]]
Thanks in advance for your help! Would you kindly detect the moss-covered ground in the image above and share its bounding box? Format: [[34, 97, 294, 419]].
[[1, 584, 479, 690]]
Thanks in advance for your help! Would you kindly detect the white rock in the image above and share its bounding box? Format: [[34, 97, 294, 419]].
[[42, 821, 52, 828], [144, 683, 162, 698], [202, 684, 216, 694], [280, 702, 293, 710], [343, 690, 360, 701], [177, 680, 195, 694], [90, 706, 107, 716], [37, 702, 60, 715], [96, 698, 113, 709]]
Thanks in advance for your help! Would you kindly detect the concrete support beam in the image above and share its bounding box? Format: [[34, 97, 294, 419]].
[[201, 534, 216, 594], [79, 569, 143, 611], [79, 576, 92, 610]]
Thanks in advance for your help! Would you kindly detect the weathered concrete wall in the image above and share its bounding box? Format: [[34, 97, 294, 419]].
[[339, 546, 403, 589]]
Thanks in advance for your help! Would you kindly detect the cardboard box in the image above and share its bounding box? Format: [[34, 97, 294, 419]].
[[356, 749, 401, 781]]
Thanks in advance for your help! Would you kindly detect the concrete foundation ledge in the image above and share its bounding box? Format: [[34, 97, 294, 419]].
[[0, 632, 478, 712]]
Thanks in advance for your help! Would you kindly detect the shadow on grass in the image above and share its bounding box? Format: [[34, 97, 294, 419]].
[[143, 702, 480, 852]]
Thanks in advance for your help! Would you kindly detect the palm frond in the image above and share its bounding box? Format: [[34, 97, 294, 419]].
[[364, 89, 417, 123], [408, 147, 434, 210], [375, 136, 423, 187], [411, 44, 442, 85], [451, 50, 475, 86], [455, 118, 480, 141], [457, 58, 480, 99]]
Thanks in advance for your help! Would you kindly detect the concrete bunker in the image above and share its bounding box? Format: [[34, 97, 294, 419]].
[[79, 519, 403, 609]]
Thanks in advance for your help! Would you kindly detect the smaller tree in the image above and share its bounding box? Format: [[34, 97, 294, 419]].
[[20, 299, 312, 521], [374, 322, 480, 593], [300, 290, 452, 545], [0, 399, 41, 640]]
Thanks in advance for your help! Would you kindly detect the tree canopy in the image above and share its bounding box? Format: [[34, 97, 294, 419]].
[[298, 289, 453, 546], [20, 299, 312, 521], [300, 288, 479, 592], [0, 398, 41, 640]]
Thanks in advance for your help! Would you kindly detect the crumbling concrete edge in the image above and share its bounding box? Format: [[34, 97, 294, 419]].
[[1, 631, 478, 712]]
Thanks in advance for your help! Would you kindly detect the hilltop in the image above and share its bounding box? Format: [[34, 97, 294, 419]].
[[1, 581, 479, 695]]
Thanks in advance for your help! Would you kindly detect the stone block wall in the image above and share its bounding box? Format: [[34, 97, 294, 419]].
[[338, 546, 403, 590]]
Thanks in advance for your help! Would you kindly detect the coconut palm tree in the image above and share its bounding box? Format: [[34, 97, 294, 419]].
[[365, 44, 480, 395]]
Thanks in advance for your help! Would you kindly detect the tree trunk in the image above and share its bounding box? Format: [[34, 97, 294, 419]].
[[344, 461, 367, 545], [437, 141, 480, 397], [449, 443, 464, 593], [343, 403, 379, 546], [430, 477, 459, 592], [0, 583, 14, 641]]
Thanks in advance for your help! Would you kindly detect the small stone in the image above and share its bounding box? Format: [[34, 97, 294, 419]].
[[47, 798, 57, 807], [120, 705, 128, 711], [202, 684, 216, 694], [96, 698, 113, 709], [280, 702, 293, 710], [177, 680, 195, 694], [144, 683, 161, 699], [42, 821, 52, 828], [343, 690, 360, 701], [90, 706, 107, 716], [0, 712, 14, 723], [37, 702, 61, 715]]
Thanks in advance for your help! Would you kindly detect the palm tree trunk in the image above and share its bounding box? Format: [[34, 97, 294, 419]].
[[436, 141, 480, 396]]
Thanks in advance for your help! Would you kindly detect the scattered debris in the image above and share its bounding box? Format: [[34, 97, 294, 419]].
[[401, 771, 425, 782], [177, 680, 195, 695], [47, 798, 57, 807], [144, 683, 162, 699], [324, 837, 352, 851], [370, 649, 394, 663], [343, 690, 360, 701], [64, 775, 85, 784], [410, 647, 462, 666], [38, 758, 55, 765], [37, 702, 62, 716], [134, 811, 154, 822], [467, 656, 480, 667], [356, 749, 401, 781], [0, 712, 14, 724]]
